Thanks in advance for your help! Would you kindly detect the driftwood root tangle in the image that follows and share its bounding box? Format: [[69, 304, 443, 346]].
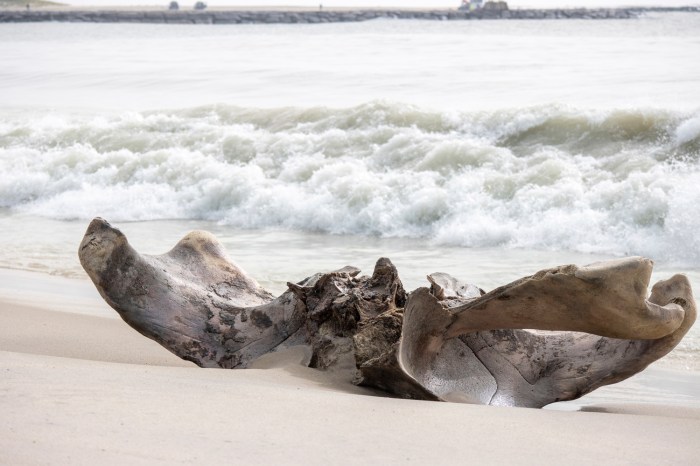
[[79, 218, 696, 408]]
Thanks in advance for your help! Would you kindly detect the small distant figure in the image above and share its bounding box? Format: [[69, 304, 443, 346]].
[[319, 4, 323, 11], [168, 1, 179, 10], [194, 1, 207, 10], [26, 4, 30, 10], [458, 0, 484, 11]]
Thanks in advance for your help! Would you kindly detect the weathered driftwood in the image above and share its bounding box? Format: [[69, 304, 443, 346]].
[[79, 218, 696, 408]]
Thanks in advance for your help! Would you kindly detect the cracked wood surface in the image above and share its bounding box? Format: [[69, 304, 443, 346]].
[[79, 217, 696, 407]]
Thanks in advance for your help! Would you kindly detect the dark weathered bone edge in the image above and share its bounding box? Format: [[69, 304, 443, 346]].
[[79, 218, 696, 407]]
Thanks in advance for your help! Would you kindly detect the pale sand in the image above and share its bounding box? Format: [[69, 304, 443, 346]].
[[1, 269, 700, 465]]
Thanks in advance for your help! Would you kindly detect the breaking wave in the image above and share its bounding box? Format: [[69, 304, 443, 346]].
[[1, 102, 700, 264]]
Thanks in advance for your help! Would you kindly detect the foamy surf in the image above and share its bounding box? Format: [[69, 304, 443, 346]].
[[1, 102, 699, 264]]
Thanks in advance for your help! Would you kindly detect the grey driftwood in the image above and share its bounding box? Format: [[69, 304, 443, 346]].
[[79, 217, 696, 408]]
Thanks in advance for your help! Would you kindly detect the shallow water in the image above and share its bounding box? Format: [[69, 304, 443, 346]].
[[1, 13, 699, 110], [2, 103, 699, 265], [1, 14, 700, 264]]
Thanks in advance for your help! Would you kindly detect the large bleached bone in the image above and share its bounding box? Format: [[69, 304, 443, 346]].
[[79, 218, 695, 407]]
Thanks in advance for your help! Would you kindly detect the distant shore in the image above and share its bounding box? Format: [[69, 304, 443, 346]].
[[1, 6, 699, 24]]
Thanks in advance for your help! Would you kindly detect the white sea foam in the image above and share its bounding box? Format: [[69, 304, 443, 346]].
[[675, 116, 700, 147], [1, 103, 699, 265]]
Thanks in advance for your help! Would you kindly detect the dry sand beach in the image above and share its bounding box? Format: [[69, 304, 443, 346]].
[[2, 268, 700, 465], [2, 6, 700, 464]]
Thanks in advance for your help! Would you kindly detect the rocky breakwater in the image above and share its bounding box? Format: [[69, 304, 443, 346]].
[[0, 7, 697, 24]]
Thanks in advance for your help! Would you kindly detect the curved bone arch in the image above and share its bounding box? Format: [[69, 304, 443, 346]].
[[79, 218, 696, 408]]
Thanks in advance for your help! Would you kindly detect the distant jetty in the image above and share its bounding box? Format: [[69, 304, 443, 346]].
[[0, 6, 698, 24]]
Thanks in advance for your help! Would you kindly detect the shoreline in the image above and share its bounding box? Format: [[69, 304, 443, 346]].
[[1, 6, 699, 24], [1, 266, 699, 399], [1, 269, 699, 462]]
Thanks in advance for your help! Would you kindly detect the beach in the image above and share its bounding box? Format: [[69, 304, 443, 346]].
[[2, 268, 700, 465], [1, 9, 700, 464]]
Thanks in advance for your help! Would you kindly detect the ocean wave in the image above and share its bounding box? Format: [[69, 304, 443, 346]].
[[1, 102, 699, 264]]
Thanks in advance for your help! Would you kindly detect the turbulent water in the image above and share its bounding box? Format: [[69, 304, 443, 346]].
[[1, 13, 699, 369], [2, 103, 699, 264]]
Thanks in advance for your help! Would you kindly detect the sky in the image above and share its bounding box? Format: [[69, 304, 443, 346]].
[[63, 1, 699, 8]]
